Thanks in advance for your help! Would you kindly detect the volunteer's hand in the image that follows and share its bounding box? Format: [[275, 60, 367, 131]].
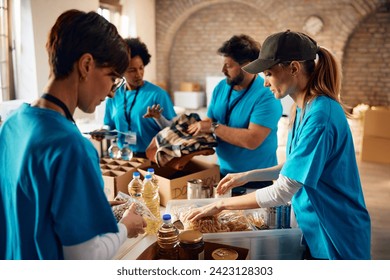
[[216, 172, 249, 195], [143, 104, 163, 119], [120, 204, 147, 238], [183, 201, 222, 222], [187, 120, 212, 135], [90, 128, 108, 141]]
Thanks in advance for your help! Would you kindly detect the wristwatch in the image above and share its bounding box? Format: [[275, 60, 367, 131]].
[[210, 122, 220, 133]]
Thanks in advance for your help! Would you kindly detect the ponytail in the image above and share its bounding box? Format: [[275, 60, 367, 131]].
[[289, 46, 351, 128]]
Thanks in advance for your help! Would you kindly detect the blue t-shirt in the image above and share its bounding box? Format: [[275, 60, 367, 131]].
[[207, 76, 282, 175], [104, 81, 176, 153], [0, 104, 118, 259], [281, 96, 371, 259]]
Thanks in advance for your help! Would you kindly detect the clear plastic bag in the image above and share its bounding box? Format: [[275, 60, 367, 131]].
[[111, 191, 158, 222]]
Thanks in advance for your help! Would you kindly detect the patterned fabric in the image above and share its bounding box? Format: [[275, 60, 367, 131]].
[[149, 113, 217, 168]]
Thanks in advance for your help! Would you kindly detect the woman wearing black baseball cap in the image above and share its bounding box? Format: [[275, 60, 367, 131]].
[[185, 30, 371, 260]]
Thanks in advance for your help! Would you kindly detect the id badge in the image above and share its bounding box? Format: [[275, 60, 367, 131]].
[[125, 131, 137, 145]]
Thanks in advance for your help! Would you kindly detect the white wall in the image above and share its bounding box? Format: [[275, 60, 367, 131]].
[[121, 0, 156, 83], [28, 0, 99, 99]]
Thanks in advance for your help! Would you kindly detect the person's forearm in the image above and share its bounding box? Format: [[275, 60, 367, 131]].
[[244, 164, 283, 182], [154, 115, 172, 129], [216, 192, 259, 211], [214, 124, 269, 150]]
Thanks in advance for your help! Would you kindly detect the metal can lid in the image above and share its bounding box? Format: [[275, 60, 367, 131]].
[[211, 248, 238, 260], [178, 230, 203, 244], [187, 179, 203, 185]]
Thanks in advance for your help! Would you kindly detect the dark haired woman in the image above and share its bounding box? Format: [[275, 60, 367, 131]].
[[0, 9, 146, 260]]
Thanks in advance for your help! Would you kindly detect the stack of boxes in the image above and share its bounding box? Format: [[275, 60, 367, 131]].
[[360, 107, 390, 164], [174, 82, 205, 109]]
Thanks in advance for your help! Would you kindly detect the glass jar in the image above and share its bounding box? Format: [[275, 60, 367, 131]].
[[178, 230, 204, 260]]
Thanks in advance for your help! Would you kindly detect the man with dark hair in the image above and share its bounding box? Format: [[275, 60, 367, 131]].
[[188, 34, 282, 193]]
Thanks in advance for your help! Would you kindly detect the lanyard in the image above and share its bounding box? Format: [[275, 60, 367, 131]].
[[225, 75, 256, 125], [41, 93, 75, 124], [123, 87, 140, 130]]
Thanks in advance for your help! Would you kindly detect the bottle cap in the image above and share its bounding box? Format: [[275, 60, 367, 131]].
[[145, 174, 152, 180], [133, 171, 140, 178], [162, 213, 171, 221], [147, 168, 155, 173]]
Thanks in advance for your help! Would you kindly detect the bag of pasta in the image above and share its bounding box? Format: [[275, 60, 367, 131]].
[[181, 210, 252, 233], [111, 191, 158, 222]]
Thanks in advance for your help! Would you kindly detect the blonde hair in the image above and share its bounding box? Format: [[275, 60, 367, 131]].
[[288, 46, 351, 128]]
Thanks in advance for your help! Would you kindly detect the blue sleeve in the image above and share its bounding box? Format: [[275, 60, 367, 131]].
[[250, 89, 282, 129], [50, 136, 118, 246], [104, 98, 115, 129], [207, 84, 219, 120], [281, 113, 333, 189]]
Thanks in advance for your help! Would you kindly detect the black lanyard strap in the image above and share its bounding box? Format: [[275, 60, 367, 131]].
[[225, 75, 256, 125], [123, 87, 140, 130], [41, 93, 75, 124]]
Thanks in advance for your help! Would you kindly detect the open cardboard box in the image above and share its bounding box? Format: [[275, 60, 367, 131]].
[[138, 159, 220, 206], [100, 157, 150, 200]]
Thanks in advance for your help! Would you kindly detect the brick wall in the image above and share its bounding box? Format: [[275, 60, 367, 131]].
[[155, 0, 390, 108]]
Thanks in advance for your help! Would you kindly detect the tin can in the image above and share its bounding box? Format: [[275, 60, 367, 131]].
[[211, 248, 238, 260], [283, 204, 291, 228], [187, 179, 203, 199], [201, 186, 211, 198], [267, 207, 277, 229]]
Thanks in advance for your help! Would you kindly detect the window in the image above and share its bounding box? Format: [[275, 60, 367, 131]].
[[97, 0, 122, 28]]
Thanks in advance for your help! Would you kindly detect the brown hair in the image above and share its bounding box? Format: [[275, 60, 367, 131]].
[[46, 9, 130, 79], [287, 46, 351, 128]]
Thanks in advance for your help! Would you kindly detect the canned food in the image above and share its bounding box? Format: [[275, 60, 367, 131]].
[[187, 179, 203, 199], [211, 248, 238, 260], [267, 207, 277, 229], [201, 186, 211, 198]]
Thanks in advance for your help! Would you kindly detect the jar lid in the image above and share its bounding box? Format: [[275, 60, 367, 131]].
[[178, 230, 203, 244], [211, 248, 238, 260]]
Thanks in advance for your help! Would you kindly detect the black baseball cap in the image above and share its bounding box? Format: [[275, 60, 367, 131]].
[[243, 30, 318, 74]]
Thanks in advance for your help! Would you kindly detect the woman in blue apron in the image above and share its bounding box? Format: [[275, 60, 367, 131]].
[[185, 30, 371, 260]]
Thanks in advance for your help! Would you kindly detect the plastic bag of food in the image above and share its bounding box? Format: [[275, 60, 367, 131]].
[[111, 191, 158, 222]]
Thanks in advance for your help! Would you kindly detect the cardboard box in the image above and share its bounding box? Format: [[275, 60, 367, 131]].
[[180, 82, 201, 92], [363, 108, 390, 139], [138, 159, 220, 206], [100, 158, 149, 200], [174, 91, 205, 109], [360, 136, 390, 164], [360, 107, 390, 164]]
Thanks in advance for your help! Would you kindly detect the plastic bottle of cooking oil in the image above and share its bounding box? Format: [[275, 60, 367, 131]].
[[157, 214, 179, 259], [147, 168, 159, 187], [142, 174, 161, 234], [128, 172, 143, 201]]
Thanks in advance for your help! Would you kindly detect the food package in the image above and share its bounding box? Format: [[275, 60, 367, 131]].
[[111, 191, 158, 222]]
